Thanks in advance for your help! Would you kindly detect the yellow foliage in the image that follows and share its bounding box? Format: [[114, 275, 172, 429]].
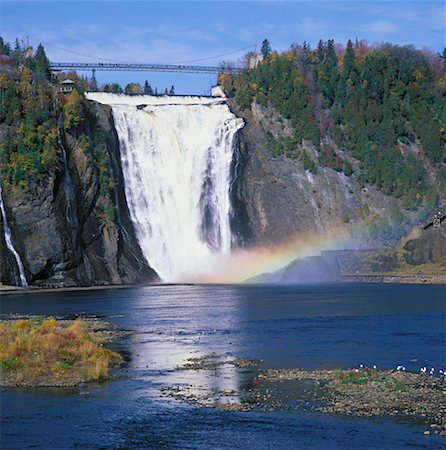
[[12, 319, 30, 331], [437, 76, 446, 94], [414, 69, 425, 82], [64, 90, 83, 130], [0, 73, 9, 88], [0, 318, 121, 386], [18, 68, 33, 98]]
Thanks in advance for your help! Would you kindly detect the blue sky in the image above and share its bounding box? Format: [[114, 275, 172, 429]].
[[1, 0, 445, 94]]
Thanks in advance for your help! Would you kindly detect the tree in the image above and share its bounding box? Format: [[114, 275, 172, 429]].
[[441, 47, 446, 67], [35, 44, 51, 82], [317, 40, 325, 64], [164, 88, 168, 95], [143, 80, 153, 95], [169, 85, 175, 95], [89, 69, 98, 91], [64, 90, 83, 130], [0, 37, 11, 55], [343, 39, 356, 78], [261, 39, 271, 60], [124, 82, 142, 94]]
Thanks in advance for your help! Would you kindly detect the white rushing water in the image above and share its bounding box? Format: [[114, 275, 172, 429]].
[[87, 93, 244, 281], [0, 185, 28, 287]]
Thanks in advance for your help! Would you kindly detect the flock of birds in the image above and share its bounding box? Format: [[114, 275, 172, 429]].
[[357, 363, 444, 376]]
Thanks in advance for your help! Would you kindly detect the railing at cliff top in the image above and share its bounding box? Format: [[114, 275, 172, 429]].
[[51, 62, 244, 74]]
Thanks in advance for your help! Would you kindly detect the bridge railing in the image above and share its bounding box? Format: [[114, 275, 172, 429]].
[[51, 62, 243, 74]]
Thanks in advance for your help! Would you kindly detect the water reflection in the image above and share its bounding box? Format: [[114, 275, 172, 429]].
[[128, 285, 254, 402]]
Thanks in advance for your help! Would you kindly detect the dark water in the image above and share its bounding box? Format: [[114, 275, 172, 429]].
[[1, 283, 445, 449]]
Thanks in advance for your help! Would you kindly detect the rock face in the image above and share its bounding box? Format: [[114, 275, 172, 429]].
[[403, 223, 446, 265], [228, 99, 405, 248], [0, 103, 158, 288]]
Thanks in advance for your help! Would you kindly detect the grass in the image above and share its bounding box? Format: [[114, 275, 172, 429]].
[[0, 318, 121, 386], [335, 369, 406, 391]]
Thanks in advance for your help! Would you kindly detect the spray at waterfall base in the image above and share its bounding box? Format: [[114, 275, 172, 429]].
[[169, 227, 351, 283]]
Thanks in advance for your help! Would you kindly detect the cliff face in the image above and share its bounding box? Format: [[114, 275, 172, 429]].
[[229, 99, 411, 248], [1, 96, 436, 288], [0, 102, 158, 288]]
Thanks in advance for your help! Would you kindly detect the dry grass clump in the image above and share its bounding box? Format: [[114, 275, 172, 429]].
[[0, 318, 121, 386]]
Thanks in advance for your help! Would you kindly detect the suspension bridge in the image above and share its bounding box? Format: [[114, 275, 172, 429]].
[[50, 62, 243, 74]]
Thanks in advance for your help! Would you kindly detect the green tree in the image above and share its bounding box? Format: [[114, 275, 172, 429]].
[[35, 44, 51, 82], [143, 80, 153, 95], [89, 70, 98, 91], [0, 37, 11, 55], [261, 39, 271, 60], [343, 39, 356, 79]]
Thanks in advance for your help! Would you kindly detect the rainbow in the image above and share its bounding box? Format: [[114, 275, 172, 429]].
[[175, 226, 353, 284]]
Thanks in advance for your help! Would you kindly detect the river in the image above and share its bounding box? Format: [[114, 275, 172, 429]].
[[1, 283, 445, 449]]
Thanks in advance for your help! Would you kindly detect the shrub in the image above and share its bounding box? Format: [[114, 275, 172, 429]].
[[0, 318, 121, 386]]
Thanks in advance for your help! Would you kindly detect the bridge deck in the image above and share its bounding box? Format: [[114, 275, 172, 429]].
[[51, 62, 243, 74]]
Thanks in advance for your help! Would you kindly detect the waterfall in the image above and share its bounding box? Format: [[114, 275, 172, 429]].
[[0, 185, 28, 287], [86, 93, 244, 281]]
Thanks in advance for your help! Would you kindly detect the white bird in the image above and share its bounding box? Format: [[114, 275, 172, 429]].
[[372, 365, 377, 369], [402, 366, 406, 371], [396, 365, 402, 371], [359, 364, 363, 368]]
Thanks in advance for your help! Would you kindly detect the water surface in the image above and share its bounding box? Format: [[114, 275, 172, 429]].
[[1, 283, 445, 449]]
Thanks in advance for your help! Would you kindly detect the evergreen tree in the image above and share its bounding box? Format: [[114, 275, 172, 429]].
[[89, 69, 98, 91], [343, 39, 356, 78], [169, 85, 175, 95], [35, 44, 51, 81], [261, 39, 271, 59], [111, 83, 123, 94], [0, 37, 11, 55], [441, 47, 446, 67], [164, 88, 168, 95], [326, 39, 337, 68], [143, 80, 153, 95], [317, 40, 325, 64]]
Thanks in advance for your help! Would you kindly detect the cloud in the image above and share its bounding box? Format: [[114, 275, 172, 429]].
[[367, 20, 398, 34]]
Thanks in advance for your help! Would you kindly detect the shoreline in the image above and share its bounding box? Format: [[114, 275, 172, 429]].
[[1, 276, 446, 296], [339, 272, 446, 284], [0, 282, 198, 296]]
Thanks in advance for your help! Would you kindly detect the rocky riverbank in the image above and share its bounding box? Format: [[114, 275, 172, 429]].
[[262, 368, 446, 436], [159, 354, 446, 436]]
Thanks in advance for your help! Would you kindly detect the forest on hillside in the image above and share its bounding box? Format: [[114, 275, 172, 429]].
[[0, 37, 175, 197], [221, 39, 446, 213], [0, 37, 115, 197]]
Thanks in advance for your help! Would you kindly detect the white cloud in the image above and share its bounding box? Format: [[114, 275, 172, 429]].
[[367, 20, 398, 34]]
